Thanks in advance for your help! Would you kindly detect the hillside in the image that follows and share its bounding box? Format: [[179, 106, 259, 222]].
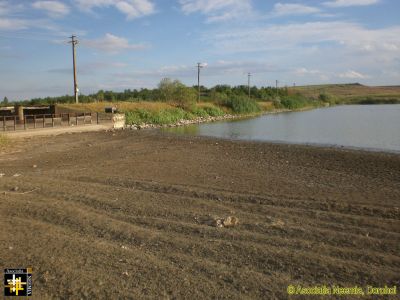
[[291, 83, 400, 104]]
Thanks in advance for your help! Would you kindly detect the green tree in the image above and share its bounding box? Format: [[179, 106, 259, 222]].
[[2, 96, 9, 105], [97, 90, 104, 102], [158, 78, 176, 102]]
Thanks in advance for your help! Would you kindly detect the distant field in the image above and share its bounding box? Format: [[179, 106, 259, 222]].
[[291, 83, 400, 104]]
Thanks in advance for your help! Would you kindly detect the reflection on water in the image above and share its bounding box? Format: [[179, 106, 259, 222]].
[[163, 105, 400, 152]]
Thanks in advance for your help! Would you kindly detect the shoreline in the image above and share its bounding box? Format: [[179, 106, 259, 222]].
[[124, 106, 317, 130], [158, 130, 400, 156]]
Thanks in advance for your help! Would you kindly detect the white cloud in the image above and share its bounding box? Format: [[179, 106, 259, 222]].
[[205, 21, 400, 56], [32, 1, 70, 17], [82, 33, 149, 53], [179, 0, 252, 22], [0, 1, 24, 15], [272, 3, 320, 16], [338, 70, 367, 79], [114, 60, 285, 80], [323, 0, 379, 7], [0, 18, 29, 30], [74, 0, 155, 19], [295, 68, 321, 75]]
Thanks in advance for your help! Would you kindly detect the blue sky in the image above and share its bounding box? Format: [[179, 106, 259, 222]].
[[0, 0, 399, 100]]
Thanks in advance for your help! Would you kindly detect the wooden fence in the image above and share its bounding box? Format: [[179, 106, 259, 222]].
[[2, 112, 112, 131]]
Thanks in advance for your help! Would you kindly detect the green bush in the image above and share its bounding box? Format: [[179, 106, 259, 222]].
[[319, 93, 339, 104], [221, 96, 261, 114], [203, 106, 225, 116], [125, 108, 187, 125], [191, 107, 209, 118], [280, 94, 318, 109]]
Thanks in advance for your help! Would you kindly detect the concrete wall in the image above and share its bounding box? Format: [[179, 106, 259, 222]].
[[112, 113, 125, 129]]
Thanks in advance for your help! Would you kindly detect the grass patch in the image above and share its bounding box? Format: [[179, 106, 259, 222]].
[[58, 101, 173, 113], [220, 96, 261, 114], [125, 108, 191, 125], [257, 101, 274, 111], [277, 94, 321, 110], [347, 96, 400, 105]]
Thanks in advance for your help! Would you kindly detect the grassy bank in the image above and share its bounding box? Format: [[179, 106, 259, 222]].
[[60, 94, 326, 126], [291, 83, 400, 105], [57, 83, 400, 127]]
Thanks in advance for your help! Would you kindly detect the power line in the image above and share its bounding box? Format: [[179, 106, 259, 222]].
[[197, 62, 204, 102], [248, 73, 251, 99], [68, 35, 79, 104]]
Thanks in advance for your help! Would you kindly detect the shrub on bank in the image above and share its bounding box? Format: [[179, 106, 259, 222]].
[[125, 108, 189, 125], [279, 94, 319, 109], [202, 106, 225, 116], [220, 96, 261, 114]]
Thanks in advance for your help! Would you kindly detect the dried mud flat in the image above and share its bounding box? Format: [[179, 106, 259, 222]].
[[0, 130, 399, 299]]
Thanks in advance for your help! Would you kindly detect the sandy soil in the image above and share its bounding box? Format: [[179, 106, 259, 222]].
[[1, 130, 399, 299]]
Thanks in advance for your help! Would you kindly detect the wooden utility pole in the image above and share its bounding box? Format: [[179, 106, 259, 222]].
[[197, 63, 203, 102], [248, 73, 251, 99], [69, 35, 79, 103]]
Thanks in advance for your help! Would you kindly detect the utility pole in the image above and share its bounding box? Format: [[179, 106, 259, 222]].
[[197, 63, 203, 102], [69, 35, 79, 103], [248, 73, 251, 99]]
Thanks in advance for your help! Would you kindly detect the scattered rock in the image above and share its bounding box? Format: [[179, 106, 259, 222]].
[[122, 271, 129, 276], [32, 164, 37, 168], [13, 173, 21, 177], [11, 186, 19, 192], [121, 245, 128, 250], [222, 216, 239, 227], [200, 215, 239, 228], [0, 173, 5, 177], [271, 219, 285, 227]]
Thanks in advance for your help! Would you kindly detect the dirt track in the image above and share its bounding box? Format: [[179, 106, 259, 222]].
[[1, 130, 399, 299]]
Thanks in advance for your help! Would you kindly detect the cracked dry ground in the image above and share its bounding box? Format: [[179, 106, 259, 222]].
[[0, 130, 399, 299]]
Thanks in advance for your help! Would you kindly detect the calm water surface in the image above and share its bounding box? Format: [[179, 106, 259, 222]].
[[164, 105, 400, 152]]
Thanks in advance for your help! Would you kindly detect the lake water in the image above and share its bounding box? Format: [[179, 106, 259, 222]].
[[164, 105, 400, 153]]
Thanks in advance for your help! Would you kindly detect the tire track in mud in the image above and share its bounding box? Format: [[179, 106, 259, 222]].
[[3, 175, 399, 279]]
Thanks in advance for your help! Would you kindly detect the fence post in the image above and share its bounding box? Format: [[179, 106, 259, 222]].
[[76, 113, 78, 126], [33, 115, 36, 129], [90, 112, 93, 124], [3, 116, 5, 131], [97, 112, 99, 124], [24, 116, 27, 130], [43, 115, 45, 128], [52, 115, 54, 127], [14, 116, 16, 131]]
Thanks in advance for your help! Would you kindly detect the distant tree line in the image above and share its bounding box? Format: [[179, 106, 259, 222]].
[[6, 78, 290, 106]]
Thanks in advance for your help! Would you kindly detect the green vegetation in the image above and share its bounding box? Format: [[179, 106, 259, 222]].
[[125, 108, 189, 125], [123, 103, 226, 125], [292, 83, 400, 105], [201, 105, 225, 117], [220, 96, 261, 114], [7, 81, 400, 126]]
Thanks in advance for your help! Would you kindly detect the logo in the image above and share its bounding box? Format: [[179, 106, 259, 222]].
[[4, 268, 32, 297]]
